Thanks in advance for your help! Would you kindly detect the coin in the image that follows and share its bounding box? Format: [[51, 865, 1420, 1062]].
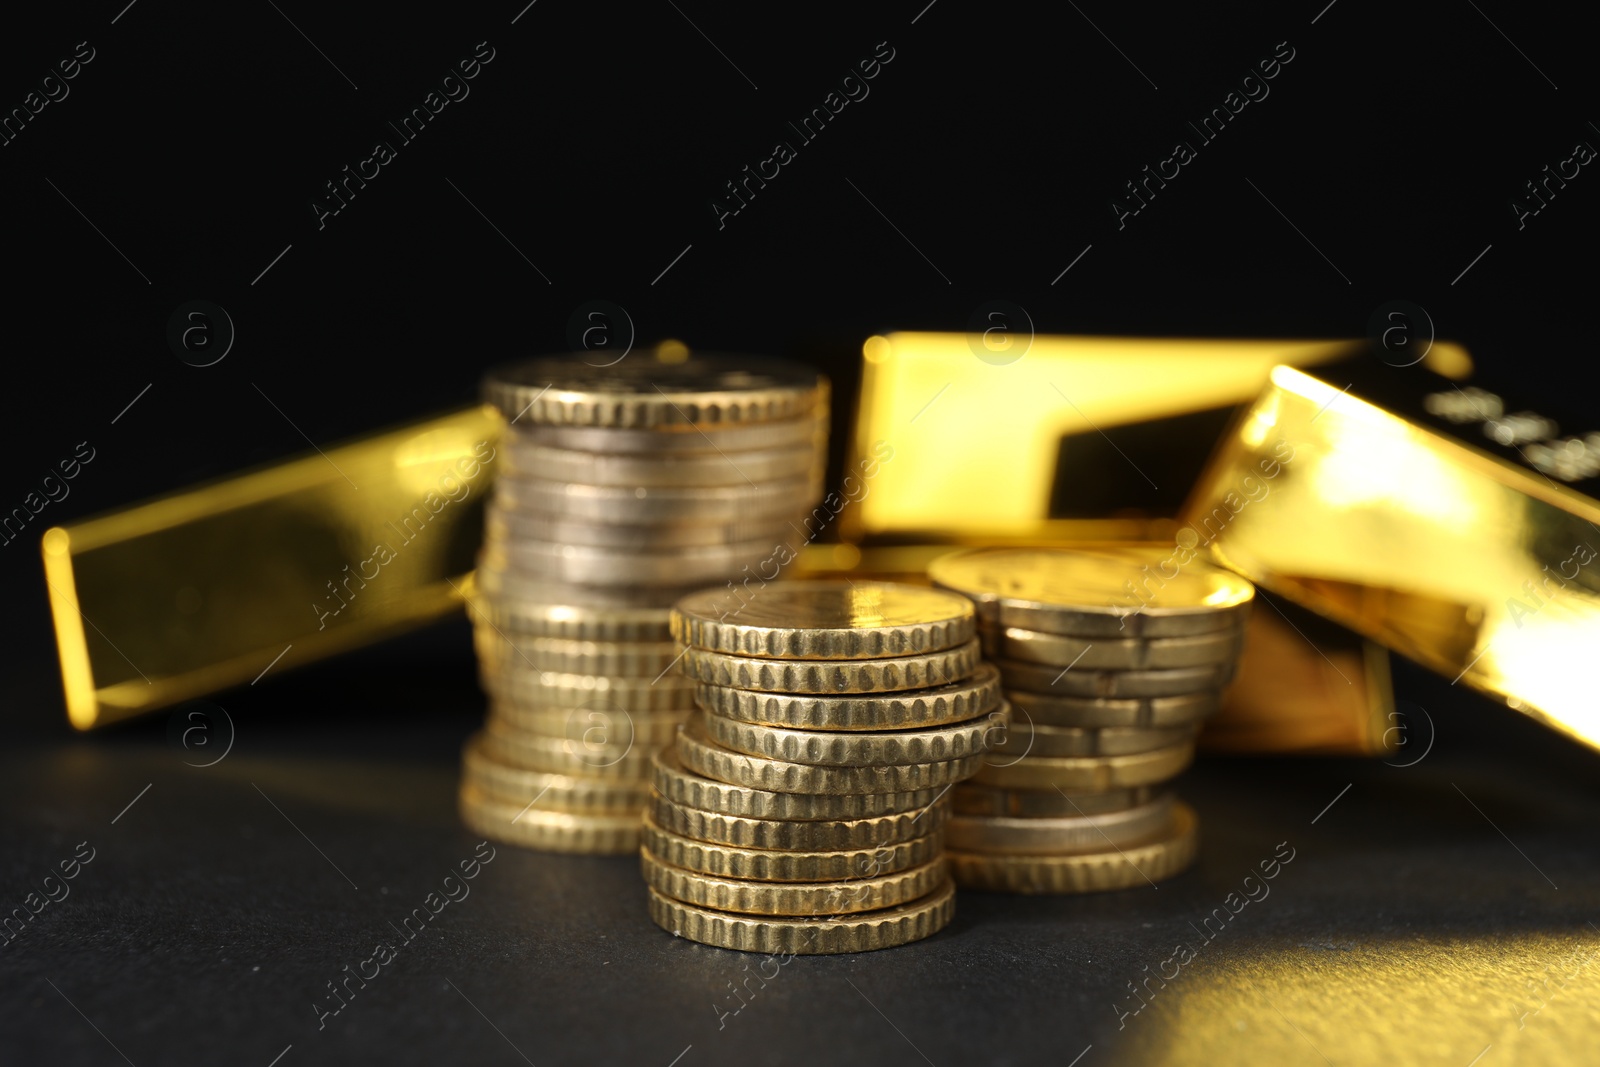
[[671, 580, 976, 659], [459, 785, 641, 854], [474, 566, 700, 614], [1002, 688, 1220, 729], [930, 545, 1254, 638], [641, 850, 947, 916], [651, 746, 940, 821], [680, 640, 981, 694], [488, 703, 687, 745], [696, 663, 1002, 731], [494, 474, 822, 524], [702, 703, 1006, 766], [645, 879, 955, 954], [991, 719, 1197, 758], [501, 441, 820, 487], [479, 665, 696, 712], [478, 721, 662, 778], [510, 412, 825, 455], [474, 630, 681, 676], [952, 783, 1162, 818], [648, 792, 949, 851], [470, 593, 675, 642], [991, 658, 1234, 698], [487, 507, 797, 551], [677, 716, 984, 795], [967, 739, 1195, 790], [462, 734, 651, 813], [982, 624, 1245, 671], [945, 794, 1176, 855], [484, 536, 790, 587], [641, 817, 940, 881], [483, 352, 827, 429], [946, 803, 1199, 893]]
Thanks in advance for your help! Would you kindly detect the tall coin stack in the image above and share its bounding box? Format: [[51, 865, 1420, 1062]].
[[928, 546, 1254, 893], [459, 352, 829, 854], [642, 581, 1008, 953]]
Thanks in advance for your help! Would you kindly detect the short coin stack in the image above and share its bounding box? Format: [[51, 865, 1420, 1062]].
[[928, 545, 1254, 893], [459, 352, 829, 854], [642, 581, 1007, 953]]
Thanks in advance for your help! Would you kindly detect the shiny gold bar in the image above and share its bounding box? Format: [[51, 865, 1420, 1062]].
[[42, 406, 502, 730], [1186, 363, 1600, 752]]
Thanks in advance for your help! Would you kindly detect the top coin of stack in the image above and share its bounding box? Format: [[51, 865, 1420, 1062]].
[[641, 580, 1006, 953], [927, 545, 1254, 893], [459, 352, 830, 854]]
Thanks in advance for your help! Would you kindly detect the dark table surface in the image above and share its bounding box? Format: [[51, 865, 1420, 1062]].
[[3, 619, 1597, 1067]]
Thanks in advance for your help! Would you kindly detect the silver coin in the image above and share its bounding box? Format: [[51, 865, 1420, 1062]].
[[993, 657, 1235, 698], [945, 793, 1176, 855], [484, 536, 792, 587], [486, 504, 799, 550], [1002, 688, 1221, 728], [473, 628, 682, 676], [507, 413, 825, 455], [500, 440, 822, 487], [493, 473, 821, 524], [980, 623, 1245, 671], [953, 783, 1162, 818], [990, 719, 1198, 758], [473, 561, 702, 612]]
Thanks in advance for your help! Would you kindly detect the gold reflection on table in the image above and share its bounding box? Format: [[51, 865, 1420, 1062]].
[[1187, 366, 1600, 752], [1110, 930, 1600, 1067]]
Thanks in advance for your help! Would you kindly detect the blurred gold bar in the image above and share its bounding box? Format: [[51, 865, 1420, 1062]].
[[843, 333, 1479, 755], [42, 406, 502, 730], [1186, 363, 1600, 752]]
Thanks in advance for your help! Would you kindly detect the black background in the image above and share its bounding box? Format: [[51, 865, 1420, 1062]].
[[2, 2, 1597, 1064]]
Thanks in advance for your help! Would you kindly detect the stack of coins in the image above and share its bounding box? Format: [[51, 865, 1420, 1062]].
[[928, 545, 1254, 894], [641, 581, 1007, 953], [459, 352, 829, 854]]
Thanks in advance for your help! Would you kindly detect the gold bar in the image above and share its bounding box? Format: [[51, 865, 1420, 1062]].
[[42, 406, 502, 730], [1185, 363, 1600, 752]]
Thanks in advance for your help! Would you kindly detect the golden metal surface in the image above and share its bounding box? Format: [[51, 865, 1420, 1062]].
[[42, 406, 501, 730], [1186, 365, 1600, 752], [848, 332, 1471, 540]]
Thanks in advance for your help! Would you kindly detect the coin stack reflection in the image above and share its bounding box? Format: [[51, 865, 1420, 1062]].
[[928, 546, 1254, 893], [641, 581, 1007, 953], [459, 352, 829, 854]]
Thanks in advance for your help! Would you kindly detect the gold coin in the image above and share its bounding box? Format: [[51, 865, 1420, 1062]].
[[487, 702, 686, 745], [991, 718, 1197, 758], [510, 411, 824, 455], [968, 740, 1195, 791], [648, 792, 949, 851], [458, 785, 640, 854], [945, 794, 1175, 855], [651, 746, 939, 820], [646, 879, 955, 954], [479, 664, 696, 712], [474, 629, 682, 676], [670, 580, 976, 659], [640, 817, 940, 882], [680, 640, 981, 693], [640, 850, 947, 916], [696, 663, 1002, 731], [482, 352, 827, 429], [702, 704, 1006, 766], [981, 624, 1245, 671], [501, 441, 820, 487], [478, 721, 661, 778], [953, 783, 1162, 818], [946, 802, 1199, 893], [461, 734, 649, 813], [1003, 688, 1220, 728], [930, 545, 1254, 638], [677, 716, 984, 795], [992, 658, 1234, 698]]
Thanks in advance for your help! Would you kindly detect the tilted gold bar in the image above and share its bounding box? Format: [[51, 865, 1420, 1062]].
[[1185, 364, 1600, 752], [42, 406, 503, 730]]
